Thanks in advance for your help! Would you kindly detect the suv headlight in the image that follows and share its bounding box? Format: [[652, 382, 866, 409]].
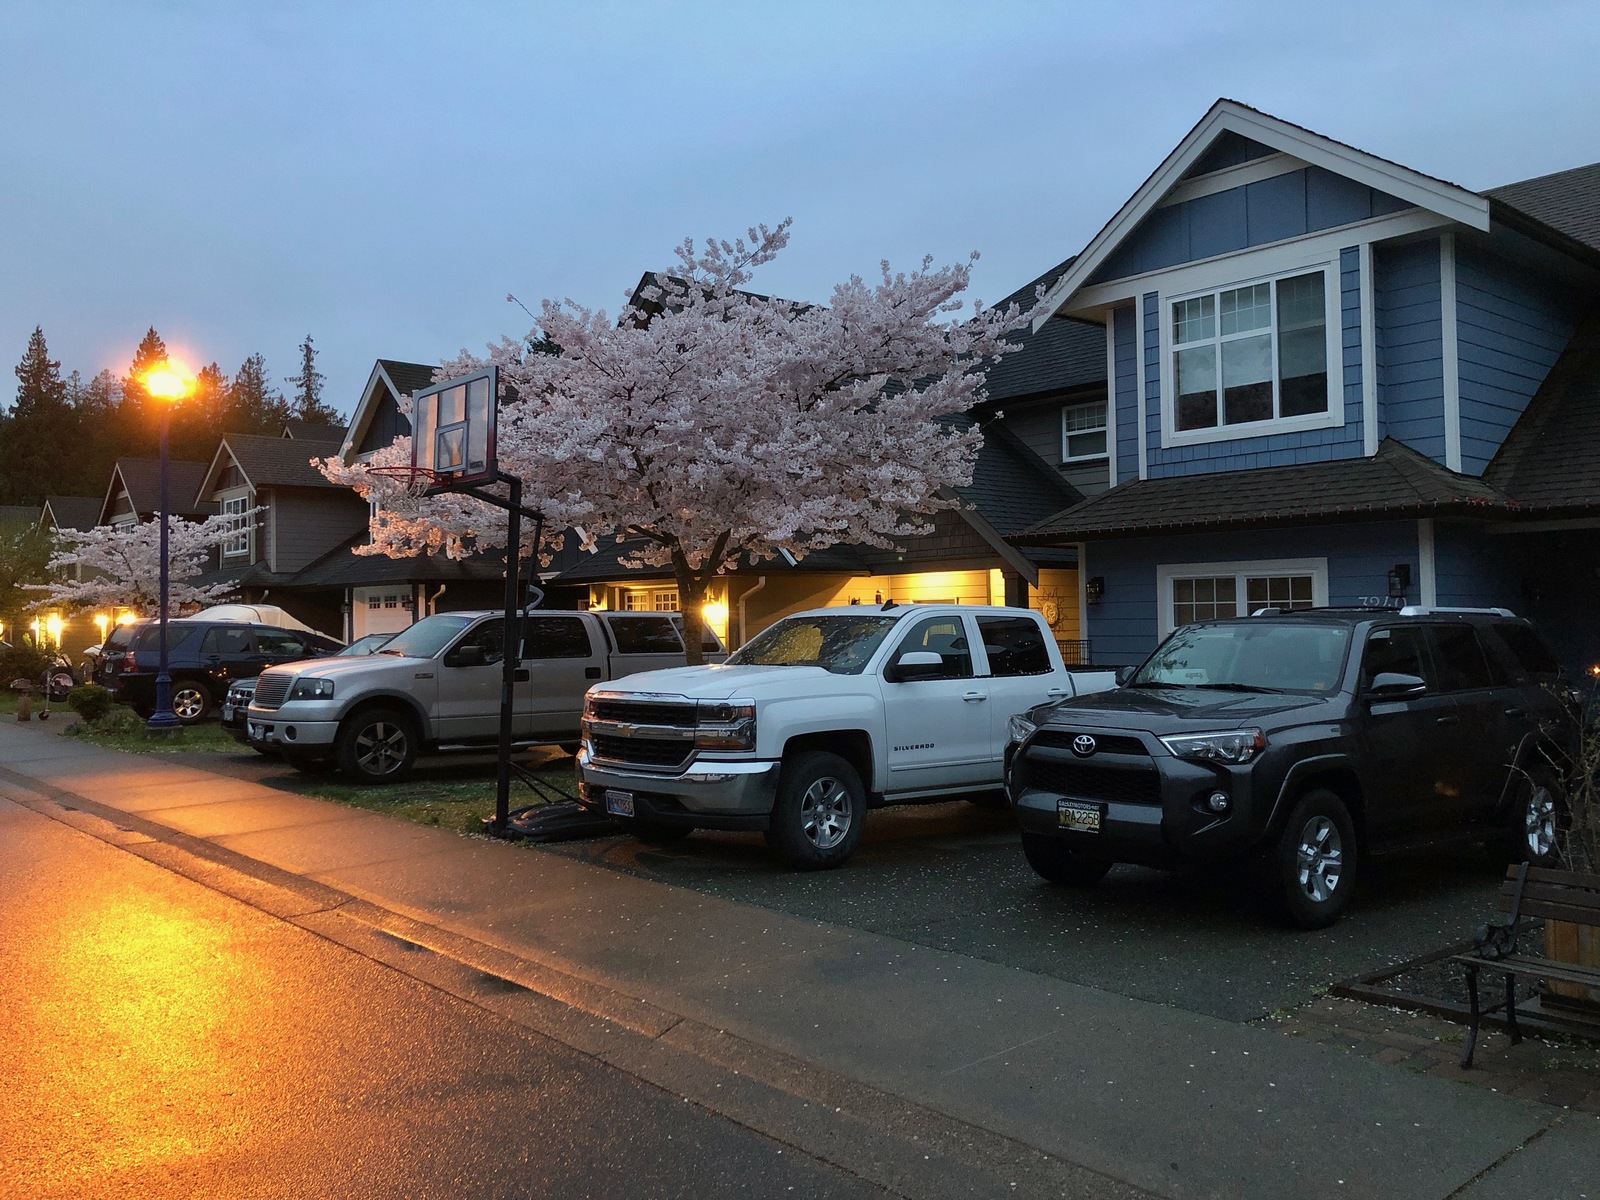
[[1007, 713, 1038, 746], [1159, 728, 1265, 764], [694, 699, 756, 751], [289, 677, 335, 701]]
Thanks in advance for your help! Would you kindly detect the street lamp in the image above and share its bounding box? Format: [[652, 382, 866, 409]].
[[139, 360, 194, 732]]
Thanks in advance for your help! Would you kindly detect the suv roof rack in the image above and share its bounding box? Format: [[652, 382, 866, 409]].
[[1247, 605, 1521, 619], [1396, 605, 1517, 618]]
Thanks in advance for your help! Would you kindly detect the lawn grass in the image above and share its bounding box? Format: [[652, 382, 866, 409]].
[[63, 707, 243, 753], [299, 759, 582, 834]]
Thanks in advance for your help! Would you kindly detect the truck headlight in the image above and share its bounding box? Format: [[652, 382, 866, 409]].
[[1158, 728, 1265, 764], [290, 677, 335, 701], [694, 699, 756, 751], [1007, 713, 1038, 746]]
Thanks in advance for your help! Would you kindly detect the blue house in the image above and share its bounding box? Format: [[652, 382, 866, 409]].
[[1015, 99, 1600, 674]]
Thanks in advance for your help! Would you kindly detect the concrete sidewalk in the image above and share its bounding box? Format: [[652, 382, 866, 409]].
[[2, 719, 1594, 1199]]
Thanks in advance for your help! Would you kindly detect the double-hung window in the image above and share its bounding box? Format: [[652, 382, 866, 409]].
[[1157, 558, 1327, 635], [1171, 269, 1331, 436], [1060, 400, 1108, 462], [222, 495, 250, 557]]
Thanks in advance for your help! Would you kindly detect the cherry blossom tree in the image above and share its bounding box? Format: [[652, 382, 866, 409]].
[[318, 221, 1027, 662], [30, 511, 260, 615]]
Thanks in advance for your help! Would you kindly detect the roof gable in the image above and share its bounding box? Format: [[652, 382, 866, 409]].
[[338, 359, 431, 461], [1033, 99, 1492, 329]]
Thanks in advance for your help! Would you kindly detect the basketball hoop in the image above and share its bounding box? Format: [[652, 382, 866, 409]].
[[362, 463, 446, 496]]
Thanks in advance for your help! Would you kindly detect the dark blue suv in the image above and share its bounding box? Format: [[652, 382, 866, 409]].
[[96, 619, 342, 724]]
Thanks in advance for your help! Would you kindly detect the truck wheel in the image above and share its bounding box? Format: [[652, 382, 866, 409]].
[[336, 708, 418, 783], [1021, 832, 1112, 886], [171, 681, 213, 724], [1270, 789, 1357, 930], [767, 751, 865, 870]]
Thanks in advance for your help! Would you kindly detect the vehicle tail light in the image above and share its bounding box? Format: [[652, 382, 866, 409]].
[[122, 650, 137, 673]]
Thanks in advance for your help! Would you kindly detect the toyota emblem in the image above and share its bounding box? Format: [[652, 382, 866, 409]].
[[1071, 734, 1097, 757]]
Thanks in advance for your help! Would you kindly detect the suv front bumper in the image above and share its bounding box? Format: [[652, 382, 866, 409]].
[[576, 748, 780, 830]]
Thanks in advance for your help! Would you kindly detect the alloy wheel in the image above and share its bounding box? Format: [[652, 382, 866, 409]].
[[1524, 784, 1557, 860], [1295, 815, 1343, 904], [173, 687, 207, 720], [799, 776, 853, 850], [355, 722, 408, 776]]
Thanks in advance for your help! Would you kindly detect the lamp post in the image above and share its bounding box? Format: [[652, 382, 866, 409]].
[[139, 362, 193, 733]]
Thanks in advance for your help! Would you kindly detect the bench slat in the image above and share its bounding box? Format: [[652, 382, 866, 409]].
[[1498, 864, 1600, 892], [1514, 897, 1600, 925], [1452, 952, 1600, 988]]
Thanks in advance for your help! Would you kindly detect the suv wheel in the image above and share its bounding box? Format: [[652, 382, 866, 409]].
[[766, 750, 865, 870], [336, 708, 418, 783], [171, 681, 213, 724], [1271, 790, 1358, 930], [1021, 832, 1113, 886], [1493, 764, 1564, 866]]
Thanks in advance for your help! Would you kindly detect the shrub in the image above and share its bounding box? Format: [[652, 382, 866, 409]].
[[65, 683, 115, 724], [1560, 691, 1600, 875], [0, 642, 55, 688]]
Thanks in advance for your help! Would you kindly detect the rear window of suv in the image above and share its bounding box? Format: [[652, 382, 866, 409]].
[[1491, 622, 1561, 677]]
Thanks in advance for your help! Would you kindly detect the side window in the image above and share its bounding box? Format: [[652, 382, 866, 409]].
[[142, 625, 202, 653], [255, 629, 311, 657], [522, 616, 593, 660], [975, 616, 1052, 677], [1490, 622, 1560, 679], [606, 616, 685, 655], [461, 618, 505, 664], [1359, 626, 1430, 691], [1431, 624, 1499, 691], [201, 626, 253, 656], [889, 616, 973, 681]]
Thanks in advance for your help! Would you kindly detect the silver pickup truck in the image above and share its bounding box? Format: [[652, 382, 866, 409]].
[[246, 609, 723, 781]]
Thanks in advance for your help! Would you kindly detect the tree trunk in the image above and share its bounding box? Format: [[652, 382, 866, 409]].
[[676, 569, 709, 667]]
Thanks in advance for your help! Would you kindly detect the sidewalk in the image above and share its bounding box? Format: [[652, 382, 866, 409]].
[[2, 718, 1595, 1199]]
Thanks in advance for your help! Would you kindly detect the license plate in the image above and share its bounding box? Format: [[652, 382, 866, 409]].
[[605, 789, 635, 817], [1057, 800, 1103, 833], [222, 705, 235, 721]]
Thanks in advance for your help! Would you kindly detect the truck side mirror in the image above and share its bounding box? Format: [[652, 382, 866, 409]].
[[445, 644, 487, 668], [885, 650, 944, 683], [1367, 671, 1426, 700]]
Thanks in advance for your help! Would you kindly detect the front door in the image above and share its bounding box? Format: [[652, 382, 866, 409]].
[[521, 614, 602, 738], [435, 618, 505, 743], [879, 613, 994, 793]]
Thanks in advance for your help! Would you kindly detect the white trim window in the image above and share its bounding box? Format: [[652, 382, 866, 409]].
[[1166, 264, 1339, 445], [222, 493, 250, 557], [1060, 399, 1109, 463], [1156, 557, 1328, 635]]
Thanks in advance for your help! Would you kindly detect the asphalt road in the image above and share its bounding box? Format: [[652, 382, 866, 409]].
[[175, 743, 1505, 1024], [0, 796, 888, 1200]]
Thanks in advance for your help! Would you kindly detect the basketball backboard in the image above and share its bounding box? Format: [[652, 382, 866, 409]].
[[411, 366, 497, 493]]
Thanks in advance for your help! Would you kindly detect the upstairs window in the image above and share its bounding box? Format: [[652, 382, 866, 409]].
[[222, 495, 250, 557], [1060, 400, 1108, 462], [1171, 269, 1329, 435]]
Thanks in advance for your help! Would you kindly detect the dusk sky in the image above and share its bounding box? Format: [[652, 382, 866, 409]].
[[5, 1, 1599, 419]]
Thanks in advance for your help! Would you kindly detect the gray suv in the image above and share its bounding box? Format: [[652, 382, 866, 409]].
[[1007, 607, 1575, 928]]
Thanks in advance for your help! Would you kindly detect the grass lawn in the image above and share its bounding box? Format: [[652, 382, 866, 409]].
[[299, 760, 582, 834], [63, 708, 243, 753]]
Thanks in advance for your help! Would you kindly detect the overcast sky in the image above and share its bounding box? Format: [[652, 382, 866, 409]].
[[4, 1, 1598, 418]]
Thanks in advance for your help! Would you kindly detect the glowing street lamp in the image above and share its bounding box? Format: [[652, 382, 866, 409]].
[[139, 359, 195, 732]]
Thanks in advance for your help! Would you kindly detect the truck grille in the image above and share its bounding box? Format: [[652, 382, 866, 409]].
[[1032, 729, 1148, 757], [253, 671, 292, 710], [588, 697, 698, 726], [591, 734, 693, 770], [1024, 759, 1162, 806]]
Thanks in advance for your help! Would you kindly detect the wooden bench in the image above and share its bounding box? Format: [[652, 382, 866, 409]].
[[1453, 863, 1600, 1067]]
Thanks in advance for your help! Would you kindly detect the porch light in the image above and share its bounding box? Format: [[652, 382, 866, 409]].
[[93, 613, 110, 639], [1086, 576, 1105, 603], [702, 600, 729, 628], [45, 614, 63, 647]]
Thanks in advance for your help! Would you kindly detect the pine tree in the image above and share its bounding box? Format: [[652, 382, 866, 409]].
[[0, 327, 75, 503], [289, 335, 338, 425], [228, 353, 290, 434], [69, 369, 123, 495], [117, 327, 169, 456]]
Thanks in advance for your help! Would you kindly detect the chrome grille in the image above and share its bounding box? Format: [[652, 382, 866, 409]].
[[253, 671, 292, 710]]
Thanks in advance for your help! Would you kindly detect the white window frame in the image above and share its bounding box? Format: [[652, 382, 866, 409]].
[[1160, 256, 1343, 449], [221, 489, 252, 558], [1155, 557, 1328, 637], [1060, 399, 1110, 463]]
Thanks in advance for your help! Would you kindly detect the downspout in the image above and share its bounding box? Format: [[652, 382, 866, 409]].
[[428, 584, 447, 616], [737, 576, 768, 649]]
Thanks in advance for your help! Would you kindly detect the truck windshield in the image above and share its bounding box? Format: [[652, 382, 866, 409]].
[[1131, 623, 1350, 694], [727, 614, 900, 675], [376, 614, 476, 659]]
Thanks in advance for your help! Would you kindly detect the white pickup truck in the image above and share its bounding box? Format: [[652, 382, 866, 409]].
[[245, 608, 723, 781], [576, 604, 1116, 868]]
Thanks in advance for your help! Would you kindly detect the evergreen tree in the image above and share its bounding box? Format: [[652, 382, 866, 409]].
[[0, 327, 75, 503], [118, 327, 169, 455], [289, 335, 338, 424], [228, 352, 290, 434], [68, 369, 123, 496]]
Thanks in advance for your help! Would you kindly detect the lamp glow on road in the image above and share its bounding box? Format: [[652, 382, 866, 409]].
[[140, 363, 194, 402]]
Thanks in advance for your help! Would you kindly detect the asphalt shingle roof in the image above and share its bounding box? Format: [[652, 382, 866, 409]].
[[1017, 439, 1508, 542], [287, 532, 508, 588], [281, 420, 348, 444], [1485, 314, 1600, 511], [377, 359, 438, 398], [42, 496, 102, 531], [954, 415, 1084, 536], [1486, 162, 1600, 255], [225, 433, 342, 489], [113, 458, 214, 518], [980, 256, 1107, 403]]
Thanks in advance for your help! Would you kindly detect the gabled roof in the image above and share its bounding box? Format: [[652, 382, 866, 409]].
[[1016, 440, 1507, 543], [0, 505, 40, 534], [1033, 99, 1492, 329], [286, 531, 508, 588], [1485, 314, 1600, 512], [1485, 162, 1600, 256], [39, 495, 101, 532], [978, 256, 1107, 402], [339, 359, 434, 460], [281, 419, 348, 444], [198, 433, 344, 497], [99, 457, 213, 524]]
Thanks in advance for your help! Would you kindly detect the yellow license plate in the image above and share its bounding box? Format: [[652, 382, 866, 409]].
[[1057, 801, 1102, 833]]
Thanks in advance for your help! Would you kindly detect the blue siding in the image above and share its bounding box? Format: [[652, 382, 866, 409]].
[[1433, 520, 1520, 609], [1084, 521, 1422, 665], [1374, 238, 1445, 462], [1454, 243, 1583, 474], [1112, 304, 1138, 485], [1340, 246, 1364, 446], [1090, 167, 1413, 284], [1142, 293, 1160, 474]]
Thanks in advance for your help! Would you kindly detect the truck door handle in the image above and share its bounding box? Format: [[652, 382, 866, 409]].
[[1435, 715, 1460, 726], [513, 668, 530, 682], [1503, 708, 1525, 718], [585, 667, 602, 679], [963, 691, 988, 702], [1046, 688, 1068, 699]]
